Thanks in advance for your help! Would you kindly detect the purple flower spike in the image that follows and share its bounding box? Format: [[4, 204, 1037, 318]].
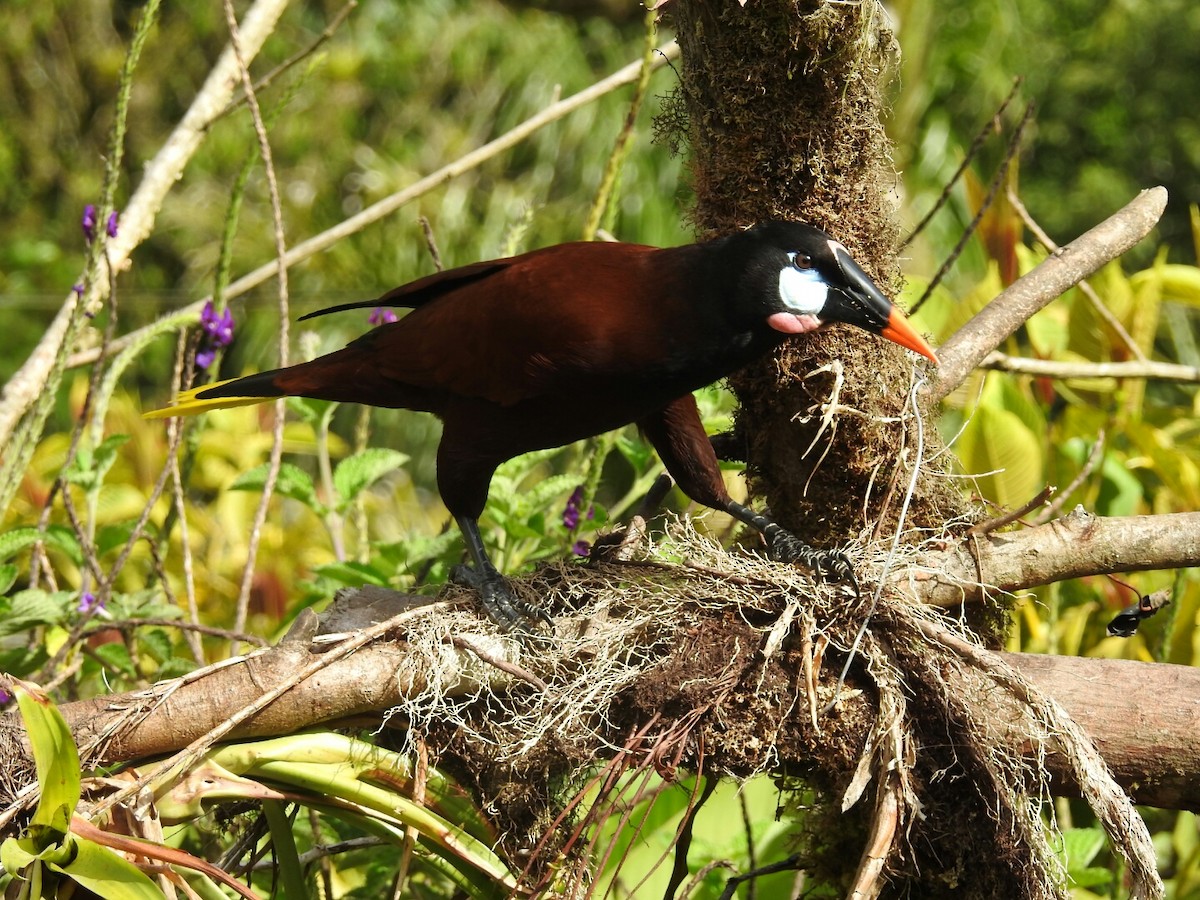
[[200, 299, 219, 334], [562, 486, 585, 529], [72, 283, 84, 297], [213, 308, 235, 346], [106, 210, 119, 238], [81, 204, 98, 244], [572, 540, 590, 558], [368, 306, 398, 327], [195, 348, 216, 370]]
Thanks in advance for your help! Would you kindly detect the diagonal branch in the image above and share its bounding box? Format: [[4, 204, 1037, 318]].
[[928, 186, 1168, 403], [898, 507, 1200, 607]]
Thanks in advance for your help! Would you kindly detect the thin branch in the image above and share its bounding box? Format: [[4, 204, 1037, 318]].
[[1006, 186, 1146, 361], [898, 508, 1200, 608], [910, 101, 1034, 314], [929, 187, 1168, 403], [901, 78, 1023, 249], [1033, 431, 1105, 525], [223, 0, 291, 653], [65, 41, 682, 374], [980, 351, 1200, 383], [212, 0, 357, 124]]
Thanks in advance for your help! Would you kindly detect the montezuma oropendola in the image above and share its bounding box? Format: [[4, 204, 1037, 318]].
[[148, 221, 937, 628]]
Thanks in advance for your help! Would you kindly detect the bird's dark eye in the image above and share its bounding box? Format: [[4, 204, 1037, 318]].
[[792, 253, 813, 270]]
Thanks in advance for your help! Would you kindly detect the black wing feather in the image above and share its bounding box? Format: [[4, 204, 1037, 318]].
[[299, 260, 510, 322]]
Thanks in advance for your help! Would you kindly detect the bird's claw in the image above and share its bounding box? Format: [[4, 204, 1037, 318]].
[[450, 565, 553, 633], [767, 530, 858, 595]]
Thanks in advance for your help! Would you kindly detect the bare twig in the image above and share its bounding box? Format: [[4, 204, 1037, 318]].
[[967, 486, 1053, 535], [1006, 186, 1146, 361], [213, 0, 358, 123], [222, 0, 291, 652], [902, 78, 1023, 249], [980, 352, 1200, 383], [910, 101, 1034, 314], [1033, 431, 1105, 525], [929, 187, 1168, 402]]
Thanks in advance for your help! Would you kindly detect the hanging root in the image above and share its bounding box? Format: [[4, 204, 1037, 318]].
[[382, 521, 1161, 898]]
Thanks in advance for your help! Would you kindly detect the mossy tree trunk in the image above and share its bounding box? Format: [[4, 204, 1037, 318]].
[[669, 3, 1027, 897], [673, 0, 965, 544]]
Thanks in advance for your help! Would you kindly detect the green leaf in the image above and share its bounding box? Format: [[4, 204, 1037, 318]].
[[312, 560, 390, 588], [60, 435, 130, 491], [954, 376, 1045, 509], [44, 525, 83, 568], [12, 681, 81, 837], [0, 563, 17, 594], [93, 642, 137, 678], [230, 462, 324, 514], [137, 628, 173, 665], [0, 527, 42, 562], [50, 835, 163, 900], [333, 448, 409, 511], [0, 590, 70, 636]]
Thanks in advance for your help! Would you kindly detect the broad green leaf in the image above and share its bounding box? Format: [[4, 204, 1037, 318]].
[[43, 525, 83, 568], [333, 448, 409, 510], [1136, 262, 1200, 308], [511, 473, 583, 520], [50, 835, 163, 900], [60, 434, 130, 490], [12, 680, 81, 836], [137, 628, 173, 665], [1096, 454, 1143, 517], [955, 376, 1045, 509], [230, 462, 324, 513]]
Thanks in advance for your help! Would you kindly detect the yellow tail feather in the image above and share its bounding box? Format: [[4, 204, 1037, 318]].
[[143, 378, 274, 419]]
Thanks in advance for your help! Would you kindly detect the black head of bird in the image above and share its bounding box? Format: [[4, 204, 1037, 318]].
[[148, 221, 937, 630], [709, 221, 936, 362]]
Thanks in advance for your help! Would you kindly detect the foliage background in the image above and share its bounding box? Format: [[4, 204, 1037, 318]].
[[1, 0, 1199, 896]]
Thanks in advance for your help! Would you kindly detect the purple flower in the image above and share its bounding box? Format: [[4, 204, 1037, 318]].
[[81, 204, 98, 244], [106, 210, 119, 238], [0, 689, 10, 705], [195, 348, 216, 370], [72, 283, 84, 297], [571, 540, 590, 557], [562, 486, 585, 530], [200, 301, 235, 348], [78, 591, 104, 614], [368, 306, 398, 327]]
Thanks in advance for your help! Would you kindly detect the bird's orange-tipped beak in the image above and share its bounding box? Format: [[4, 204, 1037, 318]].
[[881, 307, 938, 364]]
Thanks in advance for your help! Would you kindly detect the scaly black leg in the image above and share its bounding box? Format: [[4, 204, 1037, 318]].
[[451, 516, 552, 630], [723, 500, 859, 593]]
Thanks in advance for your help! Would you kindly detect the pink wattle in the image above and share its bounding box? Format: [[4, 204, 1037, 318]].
[[767, 312, 823, 335]]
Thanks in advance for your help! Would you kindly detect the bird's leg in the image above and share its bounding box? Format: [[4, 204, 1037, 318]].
[[451, 516, 551, 630], [724, 500, 859, 593]]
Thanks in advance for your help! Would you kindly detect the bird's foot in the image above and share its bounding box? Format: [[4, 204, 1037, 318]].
[[766, 529, 859, 595], [450, 564, 553, 632]]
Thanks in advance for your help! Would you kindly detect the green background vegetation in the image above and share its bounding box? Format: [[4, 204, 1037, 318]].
[[2, 0, 1200, 896]]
